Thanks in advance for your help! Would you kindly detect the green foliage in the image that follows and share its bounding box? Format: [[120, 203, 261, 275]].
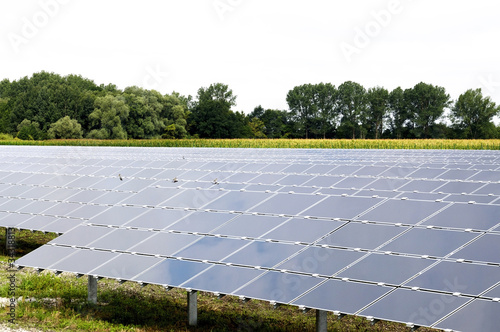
[[366, 87, 389, 139], [88, 94, 129, 139], [337, 81, 367, 138], [47, 116, 83, 139], [450, 88, 500, 139], [17, 119, 44, 140]]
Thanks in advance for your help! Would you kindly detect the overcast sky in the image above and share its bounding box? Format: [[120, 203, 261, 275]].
[[1, 0, 499, 115]]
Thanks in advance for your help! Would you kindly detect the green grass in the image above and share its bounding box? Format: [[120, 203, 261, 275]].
[[1, 229, 440, 331], [0, 138, 498, 150]]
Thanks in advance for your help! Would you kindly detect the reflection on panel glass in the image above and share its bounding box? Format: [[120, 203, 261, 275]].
[[365, 178, 410, 191], [15, 245, 77, 269], [263, 218, 344, 243], [252, 194, 323, 216], [88, 228, 154, 251], [215, 214, 286, 238], [358, 199, 446, 225], [380, 228, 477, 257], [129, 232, 199, 256], [436, 299, 500, 332], [161, 189, 226, 209], [204, 191, 270, 212], [408, 168, 447, 179], [438, 169, 477, 180], [50, 248, 118, 274], [50, 225, 113, 246], [69, 204, 109, 219], [423, 203, 500, 230], [124, 208, 189, 229], [235, 271, 323, 303], [174, 237, 247, 261], [450, 234, 500, 264], [333, 177, 376, 189], [133, 259, 209, 286], [276, 175, 313, 186], [437, 181, 484, 194], [359, 288, 469, 326], [292, 279, 392, 314], [338, 254, 434, 285], [16, 215, 59, 230], [89, 254, 161, 280], [181, 264, 265, 294], [474, 183, 500, 195], [301, 196, 383, 220], [167, 211, 235, 233], [444, 194, 497, 204], [398, 180, 444, 193], [277, 247, 365, 276], [123, 187, 183, 206], [223, 241, 304, 268], [406, 261, 500, 296], [319, 222, 407, 250], [89, 206, 147, 226]]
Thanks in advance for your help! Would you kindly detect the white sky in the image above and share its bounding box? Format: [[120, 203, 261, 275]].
[[1, 0, 500, 117]]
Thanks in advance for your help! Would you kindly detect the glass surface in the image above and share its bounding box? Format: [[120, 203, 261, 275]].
[[41, 188, 80, 201], [129, 232, 199, 255], [450, 234, 500, 264], [17, 200, 56, 214], [281, 164, 314, 174], [399, 192, 448, 201], [161, 189, 226, 209], [301, 196, 383, 220], [17, 173, 57, 185], [132, 258, 209, 286], [215, 214, 287, 238], [124, 208, 189, 229], [204, 191, 271, 212], [91, 191, 131, 205], [224, 172, 259, 183], [66, 190, 106, 204], [122, 187, 184, 206], [41, 218, 85, 234], [438, 169, 477, 180], [50, 248, 118, 274], [263, 218, 344, 243], [277, 247, 365, 276], [90, 177, 128, 190], [398, 180, 444, 192], [436, 299, 500, 332], [64, 176, 104, 188], [42, 202, 82, 217], [484, 285, 500, 298], [353, 190, 400, 198], [306, 165, 338, 174], [88, 228, 154, 251], [408, 168, 447, 179], [292, 279, 392, 314], [359, 288, 469, 326], [444, 194, 497, 204], [379, 228, 477, 257], [329, 165, 364, 175], [181, 264, 265, 294], [406, 260, 500, 296], [353, 166, 388, 176], [357, 199, 447, 225], [275, 175, 313, 186], [474, 183, 500, 195], [302, 175, 343, 187], [223, 241, 304, 268], [15, 245, 77, 269], [378, 167, 419, 178], [16, 215, 58, 230], [89, 206, 147, 226], [166, 211, 236, 233], [115, 179, 157, 192], [365, 178, 409, 191], [338, 254, 435, 285], [319, 222, 408, 250], [0, 199, 34, 212], [69, 204, 110, 219], [89, 253, 161, 280], [235, 271, 324, 304], [174, 237, 247, 261], [50, 225, 113, 246], [43, 174, 81, 187], [248, 173, 286, 185], [437, 182, 484, 194], [252, 193, 323, 216], [333, 177, 376, 189], [423, 203, 500, 230]]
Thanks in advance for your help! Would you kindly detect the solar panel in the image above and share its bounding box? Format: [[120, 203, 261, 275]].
[[2, 146, 499, 332]]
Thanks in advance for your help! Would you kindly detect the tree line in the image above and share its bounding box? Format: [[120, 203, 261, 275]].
[[0, 72, 499, 140]]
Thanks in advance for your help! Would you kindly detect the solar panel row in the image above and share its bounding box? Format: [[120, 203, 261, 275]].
[[4, 146, 500, 331]]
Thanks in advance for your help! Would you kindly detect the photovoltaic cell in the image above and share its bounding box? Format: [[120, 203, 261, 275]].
[[436, 300, 500, 332]]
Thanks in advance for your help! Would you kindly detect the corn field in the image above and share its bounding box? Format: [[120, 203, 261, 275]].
[[0, 139, 499, 150]]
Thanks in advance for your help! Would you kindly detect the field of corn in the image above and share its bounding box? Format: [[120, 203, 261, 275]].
[[0, 138, 499, 150]]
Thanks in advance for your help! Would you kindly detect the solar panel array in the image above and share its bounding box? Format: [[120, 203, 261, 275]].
[[5, 145, 500, 331]]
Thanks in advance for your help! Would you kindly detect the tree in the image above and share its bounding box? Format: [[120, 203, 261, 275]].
[[47, 116, 83, 139], [366, 87, 389, 139], [337, 81, 367, 139], [122, 86, 165, 139], [188, 83, 237, 138], [405, 82, 450, 138], [450, 88, 500, 139], [88, 94, 129, 139], [388, 87, 409, 138], [286, 84, 316, 138], [16, 119, 43, 140], [313, 83, 338, 138]]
